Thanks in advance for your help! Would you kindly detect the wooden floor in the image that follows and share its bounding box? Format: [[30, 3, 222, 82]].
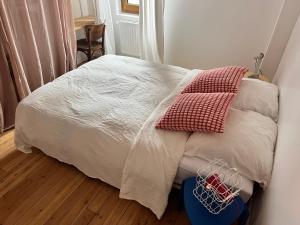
[[0, 130, 190, 225]]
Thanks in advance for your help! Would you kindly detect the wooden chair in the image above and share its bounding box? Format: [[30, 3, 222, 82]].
[[77, 24, 105, 61]]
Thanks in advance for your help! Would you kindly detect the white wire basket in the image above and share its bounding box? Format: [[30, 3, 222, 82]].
[[193, 159, 242, 214]]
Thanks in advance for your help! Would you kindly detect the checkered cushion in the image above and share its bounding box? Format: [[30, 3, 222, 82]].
[[156, 93, 235, 133], [182, 66, 248, 93]]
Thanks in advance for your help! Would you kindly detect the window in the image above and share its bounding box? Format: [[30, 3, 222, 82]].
[[121, 0, 139, 14]]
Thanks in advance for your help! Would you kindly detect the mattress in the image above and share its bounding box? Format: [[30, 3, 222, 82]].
[[15, 55, 253, 204]]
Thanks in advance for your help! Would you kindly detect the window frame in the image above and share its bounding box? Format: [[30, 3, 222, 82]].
[[121, 0, 139, 14]]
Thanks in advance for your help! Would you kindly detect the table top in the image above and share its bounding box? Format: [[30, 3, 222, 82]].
[[74, 16, 96, 31], [244, 72, 270, 83], [183, 177, 247, 225]]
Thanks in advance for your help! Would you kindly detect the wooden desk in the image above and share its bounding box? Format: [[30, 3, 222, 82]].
[[74, 16, 96, 31]]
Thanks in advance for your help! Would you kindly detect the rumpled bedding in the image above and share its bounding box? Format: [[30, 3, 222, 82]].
[[14, 55, 197, 218], [15, 55, 270, 219]]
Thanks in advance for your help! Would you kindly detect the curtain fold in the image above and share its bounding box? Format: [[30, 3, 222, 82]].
[[95, 0, 116, 54], [0, 0, 76, 132], [139, 0, 164, 63], [0, 40, 18, 133]]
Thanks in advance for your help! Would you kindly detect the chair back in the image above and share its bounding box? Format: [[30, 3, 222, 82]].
[[85, 24, 105, 42]]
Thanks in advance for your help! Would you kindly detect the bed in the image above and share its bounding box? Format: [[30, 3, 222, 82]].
[[15, 55, 258, 218]]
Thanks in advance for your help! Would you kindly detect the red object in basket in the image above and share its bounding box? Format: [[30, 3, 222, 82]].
[[206, 174, 232, 200]]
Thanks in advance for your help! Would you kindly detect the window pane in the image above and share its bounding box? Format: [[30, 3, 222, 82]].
[[121, 0, 139, 14], [128, 0, 139, 5]]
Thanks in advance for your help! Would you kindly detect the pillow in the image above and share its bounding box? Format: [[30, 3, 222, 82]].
[[184, 108, 277, 187], [156, 93, 235, 133], [232, 78, 279, 121], [182, 66, 248, 93]]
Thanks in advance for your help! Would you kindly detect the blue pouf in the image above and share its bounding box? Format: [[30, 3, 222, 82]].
[[182, 177, 249, 225]]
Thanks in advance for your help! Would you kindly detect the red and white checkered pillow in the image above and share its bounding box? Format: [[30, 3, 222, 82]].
[[156, 93, 235, 133], [182, 66, 248, 93]]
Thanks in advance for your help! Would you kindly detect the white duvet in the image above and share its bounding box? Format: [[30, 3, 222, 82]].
[[120, 71, 199, 217], [15, 55, 197, 218]]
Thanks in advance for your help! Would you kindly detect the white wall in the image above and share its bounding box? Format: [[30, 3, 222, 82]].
[[254, 13, 300, 225], [72, 0, 82, 18], [262, 0, 300, 80], [164, 0, 284, 73], [72, 0, 95, 18], [72, 0, 299, 75]]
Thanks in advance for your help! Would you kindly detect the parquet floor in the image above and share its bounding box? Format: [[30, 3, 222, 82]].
[[0, 130, 190, 225]]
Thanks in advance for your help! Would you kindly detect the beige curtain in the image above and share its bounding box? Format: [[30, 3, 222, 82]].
[[0, 41, 18, 133], [0, 0, 76, 132]]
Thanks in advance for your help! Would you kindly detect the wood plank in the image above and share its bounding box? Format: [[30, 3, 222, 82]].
[[0, 150, 30, 172], [72, 208, 97, 225], [102, 199, 131, 225], [44, 178, 101, 225], [88, 189, 128, 225], [87, 182, 115, 213], [0, 152, 45, 197], [72, 182, 115, 225], [0, 130, 14, 157], [117, 201, 151, 225], [0, 157, 60, 224], [2, 159, 62, 225], [0, 130, 190, 225], [14, 169, 85, 225], [0, 168, 6, 182]]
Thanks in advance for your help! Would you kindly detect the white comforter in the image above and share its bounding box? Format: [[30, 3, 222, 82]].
[[120, 71, 199, 217], [15, 55, 197, 218]]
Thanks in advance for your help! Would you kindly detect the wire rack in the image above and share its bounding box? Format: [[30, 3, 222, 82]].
[[193, 159, 242, 214]]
